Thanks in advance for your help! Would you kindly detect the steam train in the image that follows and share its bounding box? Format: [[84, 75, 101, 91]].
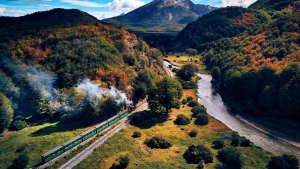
[[41, 104, 136, 164]]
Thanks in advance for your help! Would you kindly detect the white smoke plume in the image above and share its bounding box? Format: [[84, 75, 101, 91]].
[[76, 79, 132, 105]]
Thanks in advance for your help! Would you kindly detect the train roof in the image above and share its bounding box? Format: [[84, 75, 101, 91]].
[[62, 134, 82, 146], [94, 109, 128, 129], [81, 127, 97, 136], [42, 145, 64, 157]]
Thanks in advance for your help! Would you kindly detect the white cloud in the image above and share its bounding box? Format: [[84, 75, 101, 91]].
[[60, 0, 107, 7], [108, 0, 145, 13], [0, 7, 32, 16], [87, 11, 123, 20], [220, 0, 257, 7]]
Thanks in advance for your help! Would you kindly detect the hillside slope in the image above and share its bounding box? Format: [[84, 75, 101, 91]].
[[0, 8, 99, 28], [102, 0, 217, 32], [198, 1, 300, 134], [171, 7, 270, 50]]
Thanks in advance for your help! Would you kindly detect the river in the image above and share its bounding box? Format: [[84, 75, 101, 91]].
[[163, 61, 300, 158]]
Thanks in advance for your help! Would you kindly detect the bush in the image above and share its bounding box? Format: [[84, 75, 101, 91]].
[[11, 120, 27, 131], [168, 65, 172, 69], [240, 138, 250, 147], [180, 80, 197, 89], [231, 132, 240, 146], [16, 146, 25, 153], [177, 55, 180, 58], [146, 136, 173, 149], [188, 101, 198, 107], [184, 144, 213, 163], [11, 154, 29, 169], [187, 96, 194, 101], [172, 68, 178, 73], [267, 154, 299, 169], [189, 129, 198, 137], [191, 106, 206, 117], [130, 116, 139, 125], [172, 100, 181, 109], [175, 114, 191, 125], [132, 131, 141, 138], [182, 99, 187, 105], [218, 147, 243, 169], [196, 114, 209, 125], [212, 139, 225, 149], [119, 155, 130, 168]]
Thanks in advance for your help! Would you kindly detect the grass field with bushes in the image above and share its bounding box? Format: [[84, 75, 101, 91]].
[[75, 89, 274, 169], [165, 52, 210, 73]]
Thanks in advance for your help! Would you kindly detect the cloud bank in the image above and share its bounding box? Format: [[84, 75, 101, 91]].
[[220, 0, 257, 7], [108, 0, 145, 13]]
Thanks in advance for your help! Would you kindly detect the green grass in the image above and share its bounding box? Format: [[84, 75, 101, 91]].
[[0, 122, 91, 169], [75, 90, 273, 169], [165, 52, 211, 74]]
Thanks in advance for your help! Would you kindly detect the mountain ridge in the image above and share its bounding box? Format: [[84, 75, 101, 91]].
[[102, 0, 217, 32]]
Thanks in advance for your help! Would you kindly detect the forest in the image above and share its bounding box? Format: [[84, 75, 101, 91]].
[[0, 12, 165, 134], [187, 0, 300, 128]]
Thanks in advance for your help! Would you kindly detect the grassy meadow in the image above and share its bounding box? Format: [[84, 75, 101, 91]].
[[164, 52, 210, 73], [0, 121, 97, 169], [75, 89, 274, 169]]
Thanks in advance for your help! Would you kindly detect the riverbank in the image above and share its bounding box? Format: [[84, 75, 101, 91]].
[[219, 91, 300, 148], [196, 73, 300, 158]]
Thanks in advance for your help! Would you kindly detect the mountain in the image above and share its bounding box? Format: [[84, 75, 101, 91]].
[[102, 0, 217, 32], [0, 8, 99, 28]]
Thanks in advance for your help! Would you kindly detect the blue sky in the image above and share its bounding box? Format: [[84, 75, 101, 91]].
[[0, 0, 258, 19]]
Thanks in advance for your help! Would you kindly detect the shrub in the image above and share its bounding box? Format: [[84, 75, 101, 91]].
[[172, 100, 181, 109], [188, 101, 198, 107], [267, 154, 299, 169], [177, 55, 180, 58], [175, 114, 191, 125], [240, 138, 250, 147], [130, 116, 139, 125], [168, 65, 172, 69], [182, 99, 187, 105], [191, 106, 206, 117], [172, 68, 178, 73], [11, 120, 27, 131], [187, 96, 194, 101], [132, 131, 141, 138], [218, 147, 243, 169], [16, 146, 25, 153], [180, 80, 197, 89], [146, 136, 173, 149], [11, 154, 29, 169], [189, 129, 198, 137], [212, 139, 225, 149], [119, 155, 130, 168], [196, 114, 209, 125], [184, 145, 213, 163], [231, 132, 240, 146]]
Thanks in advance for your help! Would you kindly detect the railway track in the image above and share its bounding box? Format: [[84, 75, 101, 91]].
[[59, 101, 148, 169]]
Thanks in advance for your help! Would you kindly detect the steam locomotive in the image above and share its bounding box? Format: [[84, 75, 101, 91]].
[[41, 104, 136, 163]]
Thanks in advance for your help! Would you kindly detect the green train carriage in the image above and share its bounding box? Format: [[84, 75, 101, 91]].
[[41, 106, 134, 163]]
